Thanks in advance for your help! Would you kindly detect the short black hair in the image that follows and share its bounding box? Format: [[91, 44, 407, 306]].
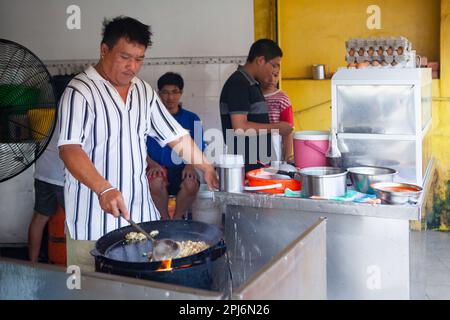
[[102, 16, 152, 49], [247, 39, 283, 63], [157, 72, 184, 91]]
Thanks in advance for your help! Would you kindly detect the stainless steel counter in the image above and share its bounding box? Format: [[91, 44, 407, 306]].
[[0, 218, 327, 300], [213, 160, 435, 300], [214, 191, 421, 221]]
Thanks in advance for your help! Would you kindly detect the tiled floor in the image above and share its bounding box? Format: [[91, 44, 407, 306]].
[[425, 231, 450, 300]]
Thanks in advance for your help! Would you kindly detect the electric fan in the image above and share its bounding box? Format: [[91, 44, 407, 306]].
[[0, 39, 57, 182]]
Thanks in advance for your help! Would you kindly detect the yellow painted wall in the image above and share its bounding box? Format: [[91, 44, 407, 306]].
[[279, 0, 441, 79], [282, 80, 331, 131], [431, 0, 450, 230], [254, 0, 277, 41]]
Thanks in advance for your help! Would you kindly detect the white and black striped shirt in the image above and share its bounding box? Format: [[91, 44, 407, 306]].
[[58, 66, 187, 240]]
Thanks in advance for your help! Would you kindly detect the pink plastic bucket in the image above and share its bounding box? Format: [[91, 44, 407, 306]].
[[294, 131, 330, 169]]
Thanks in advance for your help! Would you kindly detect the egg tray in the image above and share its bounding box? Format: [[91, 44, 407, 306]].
[[345, 37, 414, 68], [346, 37, 411, 54]]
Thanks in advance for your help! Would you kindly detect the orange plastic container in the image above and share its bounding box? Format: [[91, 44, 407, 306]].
[[168, 196, 176, 219], [48, 205, 67, 265], [246, 168, 301, 194]]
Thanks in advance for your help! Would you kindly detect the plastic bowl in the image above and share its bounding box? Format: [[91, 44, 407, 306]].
[[246, 168, 301, 194]]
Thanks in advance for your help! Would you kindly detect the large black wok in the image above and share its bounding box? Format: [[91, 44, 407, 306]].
[[90, 220, 227, 289]]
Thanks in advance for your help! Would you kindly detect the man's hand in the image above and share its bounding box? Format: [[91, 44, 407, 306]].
[[182, 164, 198, 181], [146, 163, 167, 179], [98, 188, 130, 220], [203, 165, 219, 191], [275, 121, 294, 136]]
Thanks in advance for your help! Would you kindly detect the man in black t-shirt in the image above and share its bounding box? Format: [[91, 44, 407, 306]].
[[220, 39, 293, 172]]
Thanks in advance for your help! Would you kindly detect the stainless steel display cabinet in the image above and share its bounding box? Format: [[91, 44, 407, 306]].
[[332, 68, 432, 186]]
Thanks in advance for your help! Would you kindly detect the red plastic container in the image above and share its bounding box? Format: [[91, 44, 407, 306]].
[[246, 168, 301, 194]]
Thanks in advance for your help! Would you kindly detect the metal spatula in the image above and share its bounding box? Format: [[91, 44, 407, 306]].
[[125, 217, 180, 261]]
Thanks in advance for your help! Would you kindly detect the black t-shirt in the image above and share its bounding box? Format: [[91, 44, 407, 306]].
[[219, 66, 274, 172]]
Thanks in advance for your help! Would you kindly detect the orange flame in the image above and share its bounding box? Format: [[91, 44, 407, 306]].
[[156, 259, 173, 272]]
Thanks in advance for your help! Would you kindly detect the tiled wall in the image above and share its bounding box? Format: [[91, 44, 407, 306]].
[[140, 61, 243, 132], [46, 56, 246, 133]]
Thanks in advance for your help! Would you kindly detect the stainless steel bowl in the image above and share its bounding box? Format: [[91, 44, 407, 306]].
[[299, 167, 347, 198], [371, 182, 423, 205], [347, 166, 397, 194]]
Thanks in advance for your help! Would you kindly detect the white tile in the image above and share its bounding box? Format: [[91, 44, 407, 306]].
[[138, 65, 154, 83], [166, 64, 186, 76], [204, 81, 221, 97], [203, 97, 222, 131], [202, 113, 222, 132], [146, 80, 157, 91], [219, 80, 227, 93], [151, 65, 173, 81], [219, 63, 238, 82], [180, 64, 220, 81], [204, 97, 220, 111], [203, 64, 220, 81], [182, 97, 205, 114], [168, 64, 188, 79], [177, 64, 199, 81], [183, 81, 206, 99], [182, 97, 220, 132]]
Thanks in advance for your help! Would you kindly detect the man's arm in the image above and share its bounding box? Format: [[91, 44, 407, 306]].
[[283, 132, 294, 162], [59, 144, 130, 219], [167, 134, 218, 190], [230, 114, 293, 136]]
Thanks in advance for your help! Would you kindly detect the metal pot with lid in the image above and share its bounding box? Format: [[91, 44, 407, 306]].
[[298, 166, 348, 198]]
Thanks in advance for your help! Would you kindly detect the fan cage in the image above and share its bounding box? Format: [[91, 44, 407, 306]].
[[0, 39, 57, 182]]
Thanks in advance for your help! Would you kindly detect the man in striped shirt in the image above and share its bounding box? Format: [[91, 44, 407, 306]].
[[58, 16, 218, 271]]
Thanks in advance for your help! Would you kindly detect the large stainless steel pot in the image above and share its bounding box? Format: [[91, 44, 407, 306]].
[[299, 167, 347, 198]]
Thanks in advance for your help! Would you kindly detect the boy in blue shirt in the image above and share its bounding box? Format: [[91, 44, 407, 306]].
[[146, 72, 204, 220]]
